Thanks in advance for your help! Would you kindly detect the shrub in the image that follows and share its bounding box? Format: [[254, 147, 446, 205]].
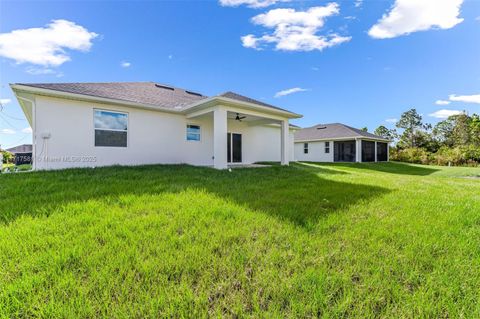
[[392, 146, 480, 167], [433, 147, 464, 166], [391, 147, 430, 164], [1, 151, 14, 164]]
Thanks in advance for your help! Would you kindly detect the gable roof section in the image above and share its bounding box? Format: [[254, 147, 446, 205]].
[[295, 123, 389, 141], [219, 91, 293, 114], [12, 82, 299, 117]]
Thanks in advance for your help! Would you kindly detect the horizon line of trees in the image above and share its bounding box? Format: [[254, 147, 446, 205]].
[[372, 109, 480, 166]]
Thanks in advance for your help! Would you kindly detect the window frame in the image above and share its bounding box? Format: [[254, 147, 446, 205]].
[[186, 124, 201, 142], [303, 142, 309, 154], [93, 108, 129, 148], [325, 141, 330, 154]]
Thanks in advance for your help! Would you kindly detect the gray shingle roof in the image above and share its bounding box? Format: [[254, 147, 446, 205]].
[[14, 82, 297, 115], [5, 144, 32, 154], [15, 82, 208, 110], [295, 123, 388, 141], [219, 91, 293, 114]]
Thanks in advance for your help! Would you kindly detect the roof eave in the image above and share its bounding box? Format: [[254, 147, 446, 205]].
[[295, 136, 391, 143], [10, 84, 303, 119], [183, 96, 302, 119]]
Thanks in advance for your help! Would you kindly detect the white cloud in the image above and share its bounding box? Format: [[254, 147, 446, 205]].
[[25, 67, 56, 75], [435, 99, 451, 105], [385, 118, 397, 123], [168, 54, 173, 59], [0, 128, 15, 135], [274, 87, 308, 98], [22, 127, 32, 133], [219, 0, 288, 8], [354, 0, 363, 8], [449, 94, 480, 104], [241, 35, 260, 49], [120, 61, 131, 68], [429, 109, 463, 119], [241, 4, 351, 51], [0, 98, 11, 105], [0, 19, 98, 67], [368, 0, 464, 39], [25, 67, 63, 77]]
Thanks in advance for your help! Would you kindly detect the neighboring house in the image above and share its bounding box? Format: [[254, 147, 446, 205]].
[[11, 82, 301, 170], [5, 144, 33, 166], [5, 144, 32, 154], [294, 123, 390, 163]]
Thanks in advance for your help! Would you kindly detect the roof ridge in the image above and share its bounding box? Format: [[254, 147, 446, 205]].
[[216, 91, 234, 97], [340, 123, 363, 135], [306, 123, 340, 129], [218, 90, 250, 98], [218, 91, 298, 115]]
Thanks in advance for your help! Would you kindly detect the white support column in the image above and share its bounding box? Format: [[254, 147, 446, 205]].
[[281, 119, 289, 166], [374, 141, 378, 162], [356, 139, 362, 163], [213, 107, 228, 169]]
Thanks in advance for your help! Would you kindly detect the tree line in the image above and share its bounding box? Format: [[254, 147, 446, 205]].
[[373, 109, 480, 166]]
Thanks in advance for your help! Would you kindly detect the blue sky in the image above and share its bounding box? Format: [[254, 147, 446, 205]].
[[1, 0, 479, 148]]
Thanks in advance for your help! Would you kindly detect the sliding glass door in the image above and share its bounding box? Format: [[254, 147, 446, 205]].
[[227, 133, 242, 163]]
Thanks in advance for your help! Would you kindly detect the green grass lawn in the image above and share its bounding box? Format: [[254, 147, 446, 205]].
[[1, 162, 479, 317]]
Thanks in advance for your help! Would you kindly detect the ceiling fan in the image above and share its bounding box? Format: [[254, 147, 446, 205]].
[[235, 113, 246, 122]]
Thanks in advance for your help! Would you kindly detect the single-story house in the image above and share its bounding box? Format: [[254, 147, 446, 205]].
[[5, 144, 33, 166], [294, 123, 390, 162], [11, 82, 302, 170], [5, 144, 32, 154]]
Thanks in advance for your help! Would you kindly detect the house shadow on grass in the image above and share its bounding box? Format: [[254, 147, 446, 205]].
[[290, 162, 350, 175], [0, 164, 389, 227], [318, 161, 440, 176], [204, 165, 388, 227]]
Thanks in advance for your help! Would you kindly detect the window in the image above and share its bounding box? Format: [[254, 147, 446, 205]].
[[325, 141, 330, 153], [94, 109, 128, 147], [187, 124, 201, 141], [303, 143, 308, 154]]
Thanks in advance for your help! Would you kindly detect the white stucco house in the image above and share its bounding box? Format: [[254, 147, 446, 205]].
[[294, 123, 390, 163], [11, 82, 302, 170]]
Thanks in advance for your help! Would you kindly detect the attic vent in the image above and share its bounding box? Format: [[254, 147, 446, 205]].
[[317, 126, 327, 130], [186, 90, 202, 97], [155, 84, 174, 91]]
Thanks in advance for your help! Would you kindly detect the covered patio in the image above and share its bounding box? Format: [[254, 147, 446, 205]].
[[184, 94, 301, 169]]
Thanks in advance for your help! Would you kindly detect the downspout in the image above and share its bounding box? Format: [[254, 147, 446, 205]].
[[17, 96, 36, 170]]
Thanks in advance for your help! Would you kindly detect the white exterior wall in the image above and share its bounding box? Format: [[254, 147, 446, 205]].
[[227, 120, 294, 164], [294, 141, 333, 162], [33, 96, 294, 170]]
